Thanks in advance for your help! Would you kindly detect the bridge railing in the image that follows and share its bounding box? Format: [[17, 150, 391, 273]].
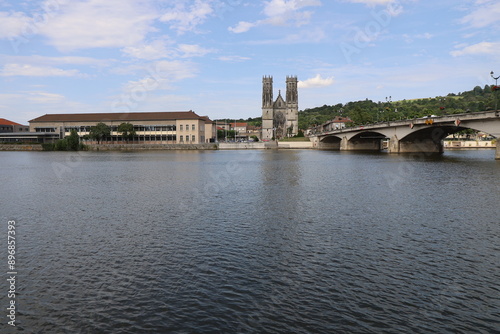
[[308, 111, 499, 137]]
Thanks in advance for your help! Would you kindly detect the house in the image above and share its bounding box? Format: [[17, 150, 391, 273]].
[[0, 118, 54, 143], [0, 118, 29, 133]]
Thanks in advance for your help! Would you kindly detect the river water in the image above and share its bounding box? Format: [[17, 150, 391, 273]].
[[1, 149, 499, 333]]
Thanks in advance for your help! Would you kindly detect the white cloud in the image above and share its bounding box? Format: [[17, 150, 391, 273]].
[[113, 60, 197, 112], [150, 60, 197, 81], [0, 90, 95, 124], [0, 11, 29, 38], [344, 0, 397, 5], [218, 55, 251, 62], [122, 40, 213, 60], [228, 0, 321, 33], [228, 21, 256, 33], [0, 54, 112, 67], [450, 42, 500, 57], [160, 0, 214, 34], [246, 27, 326, 45], [27, 92, 65, 103], [298, 74, 335, 88], [0, 64, 86, 77], [39, 0, 158, 52], [461, 1, 500, 28], [177, 44, 214, 57], [119, 60, 197, 95], [122, 40, 175, 60]]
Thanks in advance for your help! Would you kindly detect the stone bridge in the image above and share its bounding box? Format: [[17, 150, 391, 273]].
[[309, 111, 500, 159]]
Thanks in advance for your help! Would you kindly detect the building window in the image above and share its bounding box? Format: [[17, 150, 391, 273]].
[[180, 125, 183, 131], [192, 124, 195, 131], [180, 135, 183, 142], [192, 135, 195, 142]]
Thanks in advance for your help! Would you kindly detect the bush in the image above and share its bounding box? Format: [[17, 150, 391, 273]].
[[42, 143, 56, 151], [54, 139, 68, 151], [294, 130, 305, 138]]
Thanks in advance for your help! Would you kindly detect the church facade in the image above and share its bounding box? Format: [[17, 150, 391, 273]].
[[261, 76, 298, 140]]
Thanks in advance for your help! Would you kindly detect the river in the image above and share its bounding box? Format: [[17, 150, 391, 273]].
[[1, 149, 499, 333]]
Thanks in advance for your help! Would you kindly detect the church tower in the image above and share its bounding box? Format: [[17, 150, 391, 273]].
[[261, 75, 298, 140], [262, 76, 274, 140], [286, 75, 298, 137]]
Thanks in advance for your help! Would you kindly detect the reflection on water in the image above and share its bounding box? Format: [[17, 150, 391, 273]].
[[1, 149, 499, 333]]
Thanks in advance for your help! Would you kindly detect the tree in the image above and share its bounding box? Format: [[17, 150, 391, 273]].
[[66, 129, 80, 151], [217, 129, 236, 141], [117, 122, 136, 143], [89, 122, 110, 144]]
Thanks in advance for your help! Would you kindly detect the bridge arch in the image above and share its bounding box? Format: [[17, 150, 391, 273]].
[[342, 131, 387, 151], [394, 125, 496, 153], [318, 135, 342, 150], [319, 131, 388, 150], [312, 112, 500, 158]]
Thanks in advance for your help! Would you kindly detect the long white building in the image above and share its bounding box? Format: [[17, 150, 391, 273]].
[[28, 111, 216, 144]]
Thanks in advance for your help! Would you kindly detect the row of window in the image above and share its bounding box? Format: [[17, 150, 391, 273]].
[[39, 125, 205, 133], [75, 134, 201, 142], [179, 124, 196, 131], [64, 125, 178, 132], [84, 135, 177, 141], [179, 135, 196, 142], [35, 128, 56, 132]]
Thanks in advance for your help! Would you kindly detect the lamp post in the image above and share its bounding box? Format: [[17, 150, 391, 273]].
[[491, 71, 499, 111]]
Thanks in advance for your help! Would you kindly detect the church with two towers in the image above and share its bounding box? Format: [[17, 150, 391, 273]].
[[261, 76, 299, 140]]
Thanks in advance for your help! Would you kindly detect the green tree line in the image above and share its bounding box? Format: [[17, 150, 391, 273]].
[[217, 85, 500, 131], [43, 122, 137, 151], [298, 85, 500, 128]]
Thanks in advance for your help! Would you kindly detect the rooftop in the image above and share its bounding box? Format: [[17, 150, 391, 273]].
[[0, 118, 25, 126], [29, 111, 211, 123]]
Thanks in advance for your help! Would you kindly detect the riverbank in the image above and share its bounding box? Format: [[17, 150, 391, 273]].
[[444, 140, 496, 149], [0, 144, 43, 151], [85, 143, 218, 151], [0, 140, 492, 151]]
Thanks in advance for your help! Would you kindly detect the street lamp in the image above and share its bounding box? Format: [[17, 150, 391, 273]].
[[491, 71, 499, 111]]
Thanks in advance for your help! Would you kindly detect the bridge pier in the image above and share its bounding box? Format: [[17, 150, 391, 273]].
[[340, 136, 381, 151], [317, 136, 341, 150], [399, 138, 443, 154], [388, 135, 443, 154], [388, 135, 399, 153], [496, 140, 500, 160]]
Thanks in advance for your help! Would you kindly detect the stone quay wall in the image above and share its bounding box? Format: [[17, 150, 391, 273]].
[[0, 144, 43, 151], [86, 143, 218, 151]]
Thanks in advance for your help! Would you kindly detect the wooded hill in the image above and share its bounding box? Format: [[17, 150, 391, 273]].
[[218, 85, 500, 130]]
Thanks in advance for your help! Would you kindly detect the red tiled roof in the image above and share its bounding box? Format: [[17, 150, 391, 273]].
[[29, 111, 204, 123], [0, 118, 24, 126]]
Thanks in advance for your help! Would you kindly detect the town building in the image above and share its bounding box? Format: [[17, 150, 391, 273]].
[[306, 116, 352, 136], [0, 118, 55, 143], [0, 118, 29, 133], [262, 76, 299, 140], [28, 111, 216, 144]]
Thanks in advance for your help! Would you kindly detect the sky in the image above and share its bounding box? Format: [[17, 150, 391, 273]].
[[0, 0, 499, 125]]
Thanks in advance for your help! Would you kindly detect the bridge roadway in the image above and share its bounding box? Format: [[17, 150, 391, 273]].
[[309, 111, 500, 159]]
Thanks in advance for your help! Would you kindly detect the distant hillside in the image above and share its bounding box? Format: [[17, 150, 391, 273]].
[[217, 85, 499, 130], [298, 85, 498, 129]]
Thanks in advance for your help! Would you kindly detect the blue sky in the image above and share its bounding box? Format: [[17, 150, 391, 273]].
[[0, 0, 499, 125]]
